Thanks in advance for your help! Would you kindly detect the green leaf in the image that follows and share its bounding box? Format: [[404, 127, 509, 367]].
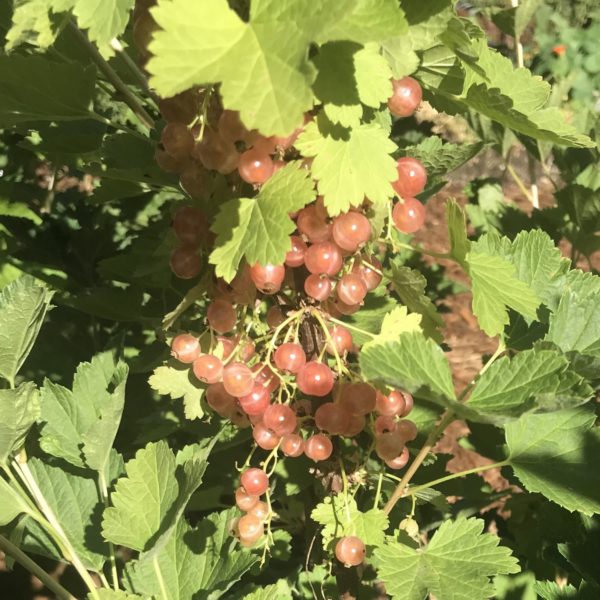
[[466, 349, 591, 423], [514, 0, 543, 37], [446, 199, 470, 265], [404, 137, 485, 183], [242, 580, 293, 600], [0, 477, 32, 525], [147, 0, 406, 136], [506, 407, 600, 515], [5, 0, 56, 51], [39, 352, 128, 472], [149, 360, 205, 420], [0, 275, 53, 385], [509, 229, 564, 303], [0, 383, 40, 464], [344, 288, 400, 345], [209, 163, 314, 281], [67, 0, 135, 52], [360, 331, 456, 401], [466, 251, 540, 337], [312, 41, 392, 128], [457, 38, 594, 148], [126, 508, 257, 599], [296, 119, 397, 216], [534, 581, 579, 600], [311, 495, 388, 548], [0, 55, 95, 126], [547, 292, 600, 358], [28, 458, 109, 571], [90, 132, 177, 188], [375, 306, 423, 341], [389, 263, 444, 341], [102, 439, 210, 551], [373, 517, 520, 600]]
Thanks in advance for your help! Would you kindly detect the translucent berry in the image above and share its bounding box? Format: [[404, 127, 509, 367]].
[[336, 273, 368, 305], [393, 157, 427, 198], [207, 299, 236, 334], [304, 242, 343, 276], [281, 433, 304, 457], [252, 422, 280, 449], [192, 354, 223, 384], [335, 536, 366, 567], [392, 198, 426, 234], [385, 446, 410, 470], [239, 384, 270, 416], [262, 404, 297, 436], [387, 76, 422, 118], [304, 274, 332, 301], [171, 334, 200, 364], [240, 467, 269, 496], [274, 343, 306, 373], [296, 362, 335, 397], [223, 362, 254, 397], [238, 148, 274, 184], [332, 212, 371, 252], [235, 487, 259, 511], [170, 245, 201, 279], [250, 263, 285, 294], [304, 434, 333, 462]]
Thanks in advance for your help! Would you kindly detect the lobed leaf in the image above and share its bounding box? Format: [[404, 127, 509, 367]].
[[125, 508, 257, 599], [360, 330, 456, 401], [148, 0, 406, 136], [39, 352, 128, 474], [296, 119, 397, 215], [0, 275, 53, 386], [149, 361, 205, 420], [467, 251, 540, 337], [0, 383, 40, 464], [466, 348, 592, 423], [506, 407, 600, 515], [210, 163, 315, 281], [311, 496, 388, 549], [373, 517, 520, 600]]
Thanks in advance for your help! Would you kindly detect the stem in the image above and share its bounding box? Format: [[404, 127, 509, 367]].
[[311, 309, 345, 375], [459, 340, 505, 403], [327, 317, 375, 339], [162, 279, 207, 330], [0, 534, 76, 600], [383, 411, 455, 515], [13, 459, 101, 599], [98, 472, 119, 591], [403, 460, 509, 498], [506, 163, 533, 203], [373, 470, 384, 509], [109, 38, 159, 105], [528, 153, 540, 210], [511, 0, 525, 68], [70, 22, 154, 129]]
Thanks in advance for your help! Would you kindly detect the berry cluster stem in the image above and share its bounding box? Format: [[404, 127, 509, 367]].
[[382, 410, 455, 515]]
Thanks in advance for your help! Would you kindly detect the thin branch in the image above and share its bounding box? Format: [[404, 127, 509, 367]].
[[383, 410, 455, 515], [109, 38, 160, 105], [0, 534, 76, 600], [13, 459, 102, 599], [401, 460, 510, 498], [69, 22, 154, 130]]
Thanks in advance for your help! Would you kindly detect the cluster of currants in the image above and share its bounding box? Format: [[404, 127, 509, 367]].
[[162, 75, 426, 564]]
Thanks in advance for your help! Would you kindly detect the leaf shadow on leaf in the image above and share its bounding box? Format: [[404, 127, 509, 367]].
[[315, 112, 351, 142], [510, 429, 600, 514]]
